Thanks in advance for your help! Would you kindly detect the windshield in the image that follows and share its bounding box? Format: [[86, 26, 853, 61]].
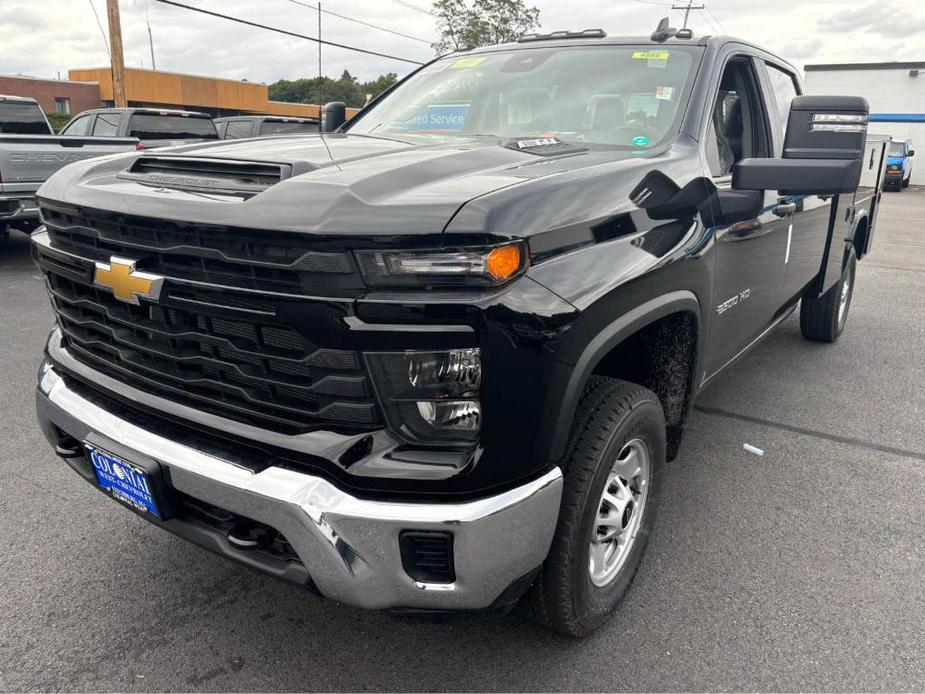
[[0, 101, 50, 134], [347, 45, 699, 148], [128, 114, 219, 140], [889, 142, 906, 156], [261, 120, 319, 135]]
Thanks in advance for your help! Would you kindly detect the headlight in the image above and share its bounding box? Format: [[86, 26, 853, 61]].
[[366, 349, 481, 444], [355, 242, 525, 288]]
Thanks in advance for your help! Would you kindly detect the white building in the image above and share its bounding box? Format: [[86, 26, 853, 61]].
[[804, 61, 924, 184]]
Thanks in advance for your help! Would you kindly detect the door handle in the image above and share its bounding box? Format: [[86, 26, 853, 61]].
[[772, 202, 796, 218]]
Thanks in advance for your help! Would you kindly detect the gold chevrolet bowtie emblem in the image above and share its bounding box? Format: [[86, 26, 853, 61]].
[[93, 257, 164, 305]]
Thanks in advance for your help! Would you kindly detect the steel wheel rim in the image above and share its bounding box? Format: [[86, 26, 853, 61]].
[[589, 438, 651, 587], [838, 268, 852, 327]]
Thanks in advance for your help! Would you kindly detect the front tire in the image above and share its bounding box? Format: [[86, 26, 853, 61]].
[[800, 246, 857, 343], [529, 377, 665, 637]]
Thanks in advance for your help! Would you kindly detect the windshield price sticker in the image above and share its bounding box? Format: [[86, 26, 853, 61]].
[[516, 138, 560, 149], [633, 50, 670, 68]]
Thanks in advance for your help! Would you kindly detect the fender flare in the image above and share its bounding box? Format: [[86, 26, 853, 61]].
[[547, 290, 702, 461]]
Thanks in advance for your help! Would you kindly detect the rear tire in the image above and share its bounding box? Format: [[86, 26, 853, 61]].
[[799, 246, 857, 343], [528, 377, 665, 637]]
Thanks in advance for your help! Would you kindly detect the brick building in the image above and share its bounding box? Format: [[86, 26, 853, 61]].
[[0, 75, 101, 115]]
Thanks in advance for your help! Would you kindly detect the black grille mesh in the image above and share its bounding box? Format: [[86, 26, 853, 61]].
[[45, 272, 379, 433]]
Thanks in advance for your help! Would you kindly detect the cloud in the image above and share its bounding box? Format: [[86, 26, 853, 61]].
[[1, 0, 924, 86]]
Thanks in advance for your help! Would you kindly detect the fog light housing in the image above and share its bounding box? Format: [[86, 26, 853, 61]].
[[366, 349, 481, 444]]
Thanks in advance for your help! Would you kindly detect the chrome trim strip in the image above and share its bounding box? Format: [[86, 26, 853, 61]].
[[31, 229, 356, 302], [343, 316, 475, 333], [37, 363, 563, 610]]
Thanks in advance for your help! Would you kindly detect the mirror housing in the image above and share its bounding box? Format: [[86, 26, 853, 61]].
[[733, 158, 862, 195], [321, 102, 347, 132], [699, 189, 764, 228], [908, 149, 915, 157], [733, 95, 869, 195]]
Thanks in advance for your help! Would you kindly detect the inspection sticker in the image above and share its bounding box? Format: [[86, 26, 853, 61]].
[[655, 86, 674, 100], [450, 56, 486, 69]]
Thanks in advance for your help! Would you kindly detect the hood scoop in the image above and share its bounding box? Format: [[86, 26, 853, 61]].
[[118, 156, 294, 197]]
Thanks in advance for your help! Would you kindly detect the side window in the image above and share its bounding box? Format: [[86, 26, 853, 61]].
[[92, 113, 122, 136], [764, 63, 800, 143], [225, 120, 253, 139], [706, 58, 772, 177], [61, 114, 92, 136]]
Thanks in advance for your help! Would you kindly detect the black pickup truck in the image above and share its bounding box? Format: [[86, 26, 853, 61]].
[[32, 24, 887, 636]]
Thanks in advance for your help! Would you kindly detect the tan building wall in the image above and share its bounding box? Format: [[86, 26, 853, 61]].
[[68, 67, 358, 119]]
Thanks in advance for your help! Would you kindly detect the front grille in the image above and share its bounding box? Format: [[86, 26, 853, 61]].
[[42, 267, 380, 434], [40, 202, 366, 296]]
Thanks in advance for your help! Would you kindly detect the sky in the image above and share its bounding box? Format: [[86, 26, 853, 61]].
[[1, 0, 924, 86]]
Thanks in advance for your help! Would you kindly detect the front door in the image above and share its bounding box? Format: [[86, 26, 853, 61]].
[[703, 56, 791, 379]]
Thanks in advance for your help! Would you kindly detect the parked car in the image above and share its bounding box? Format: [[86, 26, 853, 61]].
[[884, 138, 914, 190], [0, 95, 138, 236], [32, 23, 885, 636], [60, 107, 219, 149], [215, 115, 320, 139]]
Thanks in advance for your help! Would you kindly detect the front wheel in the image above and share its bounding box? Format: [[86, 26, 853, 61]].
[[528, 377, 665, 637], [800, 246, 857, 343]]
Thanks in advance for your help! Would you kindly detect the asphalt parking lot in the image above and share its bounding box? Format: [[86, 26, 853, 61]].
[[1, 191, 923, 692]]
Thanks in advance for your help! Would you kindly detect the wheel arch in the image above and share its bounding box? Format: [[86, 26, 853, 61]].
[[548, 291, 702, 464]]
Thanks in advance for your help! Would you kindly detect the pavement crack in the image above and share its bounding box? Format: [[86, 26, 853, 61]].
[[693, 405, 925, 462]]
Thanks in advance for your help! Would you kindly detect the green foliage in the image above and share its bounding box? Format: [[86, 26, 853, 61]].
[[45, 111, 71, 133], [432, 0, 540, 54], [268, 71, 399, 109]]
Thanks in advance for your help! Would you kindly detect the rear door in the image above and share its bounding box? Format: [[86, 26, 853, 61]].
[[759, 61, 835, 304], [702, 53, 791, 378], [91, 111, 123, 137]]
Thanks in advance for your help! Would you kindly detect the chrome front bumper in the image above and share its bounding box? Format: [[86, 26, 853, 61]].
[[36, 362, 563, 610]]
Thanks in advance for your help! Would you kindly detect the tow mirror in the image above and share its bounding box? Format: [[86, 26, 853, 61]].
[[321, 102, 346, 132], [733, 95, 869, 195]]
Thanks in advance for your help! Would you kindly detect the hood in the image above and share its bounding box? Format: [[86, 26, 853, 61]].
[[887, 155, 905, 165], [38, 133, 644, 237]]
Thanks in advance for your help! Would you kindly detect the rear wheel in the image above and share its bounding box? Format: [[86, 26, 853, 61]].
[[528, 377, 665, 637], [799, 246, 857, 343]]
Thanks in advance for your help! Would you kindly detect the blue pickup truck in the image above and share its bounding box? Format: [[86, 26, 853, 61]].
[[884, 139, 914, 191]]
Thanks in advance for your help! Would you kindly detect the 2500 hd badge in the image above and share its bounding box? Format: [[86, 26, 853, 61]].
[[33, 21, 887, 636]]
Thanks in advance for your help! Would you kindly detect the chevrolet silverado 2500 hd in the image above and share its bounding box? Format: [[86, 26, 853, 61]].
[[0, 96, 138, 236], [33, 25, 885, 636]]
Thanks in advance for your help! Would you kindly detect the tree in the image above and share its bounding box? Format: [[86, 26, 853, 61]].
[[268, 72, 399, 109], [432, 0, 540, 54]]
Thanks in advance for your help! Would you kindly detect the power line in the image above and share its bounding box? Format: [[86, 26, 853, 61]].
[[705, 7, 728, 33], [153, 0, 425, 65], [389, 0, 436, 17], [86, 0, 111, 59], [284, 0, 431, 44]]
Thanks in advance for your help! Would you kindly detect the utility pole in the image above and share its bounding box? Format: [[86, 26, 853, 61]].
[[671, 0, 705, 30], [317, 2, 323, 110], [106, 0, 128, 107]]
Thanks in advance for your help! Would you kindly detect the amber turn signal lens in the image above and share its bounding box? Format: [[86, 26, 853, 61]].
[[485, 244, 522, 281]]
